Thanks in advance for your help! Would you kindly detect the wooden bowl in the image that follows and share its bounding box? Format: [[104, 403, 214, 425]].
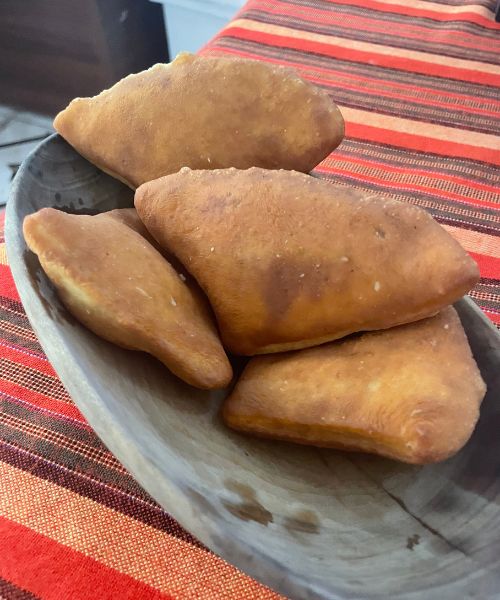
[[6, 134, 500, 600]]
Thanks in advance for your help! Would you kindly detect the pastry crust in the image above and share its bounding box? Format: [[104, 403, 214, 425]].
[[223, 307, 486, 464], [53, 53, 344, 188], [23, 208, 232, 389], [135, 167, 479, 355]]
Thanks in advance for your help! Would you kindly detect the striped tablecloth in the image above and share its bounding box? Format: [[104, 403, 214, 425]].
[[1, 1, 499, 599]]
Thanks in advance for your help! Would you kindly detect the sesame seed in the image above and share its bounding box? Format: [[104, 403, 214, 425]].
[[210, 247, 215, 252], [374, 281, 381, 292], [170, 297, 177, 306], [179, 273, 186, 282], [340, 256, 349, 262], [444, 324, 449, 329], [299, 273, 305, 278]]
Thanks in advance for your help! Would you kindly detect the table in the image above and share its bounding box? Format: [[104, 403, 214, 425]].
[[1, 1, 499, 598]]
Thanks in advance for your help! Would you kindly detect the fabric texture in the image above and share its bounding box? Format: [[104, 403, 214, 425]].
[[1, 1, 499, 598]]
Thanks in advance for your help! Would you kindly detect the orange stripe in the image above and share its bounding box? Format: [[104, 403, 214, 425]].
[[0, 517, 172, 600], [341, 106, 500, 152], [0, 461, 282, 599], [442, 225, 500, 259]]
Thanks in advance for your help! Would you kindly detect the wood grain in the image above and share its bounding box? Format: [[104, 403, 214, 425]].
[[6, 135, 500, 600]]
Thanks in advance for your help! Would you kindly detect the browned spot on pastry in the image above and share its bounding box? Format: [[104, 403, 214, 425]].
[[136, 167, 479, 355]]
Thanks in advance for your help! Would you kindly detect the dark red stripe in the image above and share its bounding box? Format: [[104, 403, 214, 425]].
[[0, 380, 85, 423], [0, 577, 40, 600]]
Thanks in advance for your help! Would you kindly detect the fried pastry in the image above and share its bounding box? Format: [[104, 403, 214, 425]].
[[101, 207, 155, 241], [223, 307, 486, 464], [100, 207, 172, 259], [135, 167, 479, 355], [53, 53, 344, 188], [23, 208, 232, 389]]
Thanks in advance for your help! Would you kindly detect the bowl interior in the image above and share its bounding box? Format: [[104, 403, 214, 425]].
[[6, 135, 500, 600]]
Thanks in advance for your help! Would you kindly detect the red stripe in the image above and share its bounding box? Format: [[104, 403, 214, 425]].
[[0, 265, 21, 302], [207, 45, 500, 110], [469, 252, 500, 280], [0, 516, 173, 600], [329, 153, 500, 206], [0, 343, 60, 378], [222, 27, 500, 86], [319, 162, 499, 208], [0, 380, 85, 423], [345, 122, 500, 166], [258, 1, 500, 52]]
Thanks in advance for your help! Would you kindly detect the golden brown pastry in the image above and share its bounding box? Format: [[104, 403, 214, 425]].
[[135, 167, 479, 355], [53, 52, 344, 188], [100, 207, 171, 259], [101, 207, 154, 240], [223, 307, 486, 464], [23, 208, 232, 389]]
